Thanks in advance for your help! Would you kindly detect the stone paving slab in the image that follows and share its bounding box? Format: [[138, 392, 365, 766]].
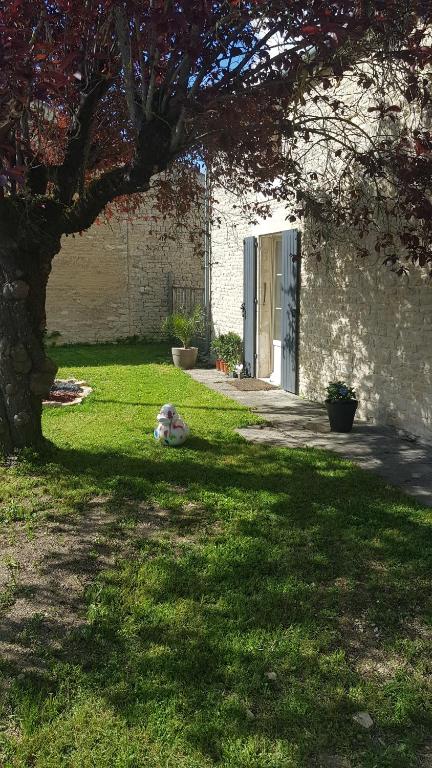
[[188, 369, 432, 507]]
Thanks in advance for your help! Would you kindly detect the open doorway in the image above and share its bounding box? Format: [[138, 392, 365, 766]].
[[257, 233, 283, 385], [243, 229, 300, 392]]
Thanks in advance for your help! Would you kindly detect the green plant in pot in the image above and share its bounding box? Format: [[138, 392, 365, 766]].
[[221, 332, 243, 376], [211, 335, 225, 370], [162, 306, 204, 369], [325, 381, 358, 432]]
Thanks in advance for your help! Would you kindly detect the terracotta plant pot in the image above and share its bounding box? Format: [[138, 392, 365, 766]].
[[325, 399, 358, 432], [221, 361, 228, 374], [216, 358, 222, 371], [171, 347, 198, 370]]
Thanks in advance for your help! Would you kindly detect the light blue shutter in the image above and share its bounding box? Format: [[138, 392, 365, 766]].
[[243, 236, 257, 377], [281, 230, 300, 393]]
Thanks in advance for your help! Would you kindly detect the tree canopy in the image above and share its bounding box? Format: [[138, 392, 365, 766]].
[[1, 1, 431, 240], [1, 0, 432, 453]]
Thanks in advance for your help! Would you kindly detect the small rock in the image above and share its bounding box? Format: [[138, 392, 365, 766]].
[[266, 671, 277, 681], [352, 711, 373, 729]]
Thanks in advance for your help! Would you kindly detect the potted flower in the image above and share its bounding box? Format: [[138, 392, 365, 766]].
[[221, 332, 243, 376], [211, 335, 225, 371], [325, 381, 358, 432], [162, 306, 204, 369]]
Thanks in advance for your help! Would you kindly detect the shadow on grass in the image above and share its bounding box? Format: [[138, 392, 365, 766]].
[[93, 399, 248, 413], [2, 439, 432, 766], [50, 341, 172, 368]]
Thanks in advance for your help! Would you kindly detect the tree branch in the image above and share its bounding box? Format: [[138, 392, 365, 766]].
[[60, 165, 136, 234], [56, 75, 111, 205], [114, 6, 142, 132]]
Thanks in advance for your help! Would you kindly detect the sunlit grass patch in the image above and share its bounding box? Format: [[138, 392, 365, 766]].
[[0, 342, 431, 768]]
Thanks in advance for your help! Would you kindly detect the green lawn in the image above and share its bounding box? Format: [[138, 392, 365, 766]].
[[1, 343, 431, 768]]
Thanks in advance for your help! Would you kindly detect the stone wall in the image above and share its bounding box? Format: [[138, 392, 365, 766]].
[[210, 189, 248, 337], [210, 187, 288, 337], [299, 229, 432, 443], [46, 195, 204, 344], [210, 197, 432, 443], [46, 222, 129, 344]]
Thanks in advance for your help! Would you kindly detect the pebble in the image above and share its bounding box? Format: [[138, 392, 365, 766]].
[[352, 711, 373, 729]]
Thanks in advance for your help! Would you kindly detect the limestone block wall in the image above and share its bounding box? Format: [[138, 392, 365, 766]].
[[210, 192, 432, 443], [210, 189, 249, 337], [46, 223, 130, 344], [210, 187, 289, 337], [299, 233, 432, 443], [46, 196, 204, 344]]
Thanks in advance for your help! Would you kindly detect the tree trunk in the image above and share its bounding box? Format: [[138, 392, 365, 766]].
[[0, 246, 59, 455]]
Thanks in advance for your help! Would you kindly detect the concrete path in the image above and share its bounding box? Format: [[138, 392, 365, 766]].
[[188, 369, 432, 507]]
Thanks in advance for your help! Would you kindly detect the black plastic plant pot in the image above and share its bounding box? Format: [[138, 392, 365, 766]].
[[325, 399, 358, 433]]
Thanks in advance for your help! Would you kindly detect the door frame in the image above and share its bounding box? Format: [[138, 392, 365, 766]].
[[253, 229, 300, 391], [281, 229, 301, 394], [242, 236, 258, 377]]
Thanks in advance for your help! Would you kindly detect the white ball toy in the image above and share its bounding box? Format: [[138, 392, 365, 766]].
[[154, 403, 190, 446]]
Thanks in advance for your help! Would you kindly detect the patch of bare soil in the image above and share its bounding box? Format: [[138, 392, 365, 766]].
[[419, 740, 432, 767], [0, 498, 169, 672], [338, 611, 412, 683], [312, 755, 351, 768]]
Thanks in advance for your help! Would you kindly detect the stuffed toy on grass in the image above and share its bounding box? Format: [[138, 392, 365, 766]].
[[154, 404, 190, 446]]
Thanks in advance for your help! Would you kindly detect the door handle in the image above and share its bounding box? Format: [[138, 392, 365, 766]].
[[241, 302, 246, 319]]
